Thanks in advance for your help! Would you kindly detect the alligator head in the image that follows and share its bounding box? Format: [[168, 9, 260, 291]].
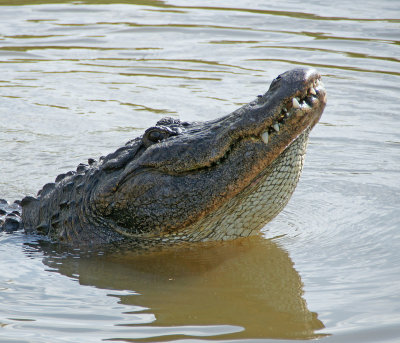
[[18, 68, 326, 246]]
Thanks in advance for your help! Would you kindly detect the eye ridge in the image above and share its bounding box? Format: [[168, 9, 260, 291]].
[[143, 125, 177, 147]]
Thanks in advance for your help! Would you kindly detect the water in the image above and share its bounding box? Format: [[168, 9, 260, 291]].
[[0, 0, 399, 342]]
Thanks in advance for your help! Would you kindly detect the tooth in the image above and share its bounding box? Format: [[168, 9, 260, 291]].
[[292, 97, 300, 109], [261, 131, 269, 144], [309, 87, 316, 95], [273, 123, 280, 132]]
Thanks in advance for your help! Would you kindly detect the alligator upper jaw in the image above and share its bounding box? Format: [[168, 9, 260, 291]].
[[127, 68, 326, 175]]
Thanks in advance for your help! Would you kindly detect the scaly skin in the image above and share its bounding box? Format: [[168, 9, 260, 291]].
[[0, 68, 326, 246]]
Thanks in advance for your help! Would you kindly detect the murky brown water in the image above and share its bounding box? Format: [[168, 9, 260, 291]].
[[0, 0, 399, 342]]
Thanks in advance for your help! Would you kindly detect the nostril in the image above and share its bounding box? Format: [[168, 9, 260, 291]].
[[268, 78, 281, 92]]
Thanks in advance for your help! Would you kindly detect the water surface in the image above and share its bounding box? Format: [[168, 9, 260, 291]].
[[0, 0, 399, 342]]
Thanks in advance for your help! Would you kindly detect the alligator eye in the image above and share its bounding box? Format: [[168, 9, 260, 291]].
[[147, 130, 167, 142], [143, 126, 175, 147]]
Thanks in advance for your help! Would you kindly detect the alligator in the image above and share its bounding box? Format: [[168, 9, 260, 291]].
[[0, 68, 326, 247]]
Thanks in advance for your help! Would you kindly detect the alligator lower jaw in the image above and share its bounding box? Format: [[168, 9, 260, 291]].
[[132, 129, 311, 245], [109, 127, 313, 245]]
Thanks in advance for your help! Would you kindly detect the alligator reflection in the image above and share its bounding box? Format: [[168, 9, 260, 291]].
[[39, 236, 325, 340]]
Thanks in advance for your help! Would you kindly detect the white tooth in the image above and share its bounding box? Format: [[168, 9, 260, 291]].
[[273, 123, 280, 132], [309, 87, 316, 95], [292, 97, 300, 109], [261, 131, 269, 144]]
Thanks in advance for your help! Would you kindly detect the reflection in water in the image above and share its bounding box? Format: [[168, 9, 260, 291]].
[[38, 237, 325, 341]]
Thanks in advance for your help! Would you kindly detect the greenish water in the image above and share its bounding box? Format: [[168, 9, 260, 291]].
[[0, 0, 399, 342]]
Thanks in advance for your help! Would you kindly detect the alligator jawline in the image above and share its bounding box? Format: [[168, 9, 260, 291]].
[[165, 80, 323, 175]]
